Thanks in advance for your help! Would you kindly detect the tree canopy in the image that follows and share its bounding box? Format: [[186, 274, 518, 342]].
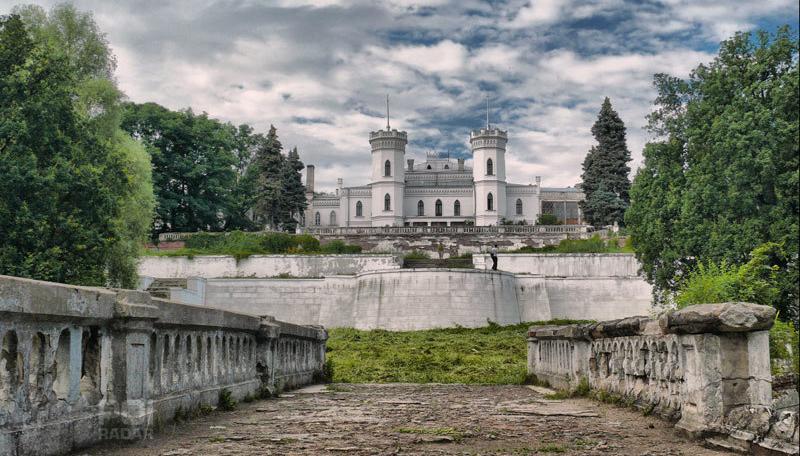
[[579, 98, 632, 227], [0, 7, 154, 288], [626, 27, 799, 314]]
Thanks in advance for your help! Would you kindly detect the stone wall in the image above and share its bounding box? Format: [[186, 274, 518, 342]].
[[526, 303, 798, 454], [137, 254, 401, 279], [473, 253, 641, 276], [0, 274, 327, 456], [172, 265, 652, 330]]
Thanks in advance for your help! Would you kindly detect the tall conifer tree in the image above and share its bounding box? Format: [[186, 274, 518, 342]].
[[250, 125, 285, 229], [277, 147, 308, 231], [580, 97, 632, 226]]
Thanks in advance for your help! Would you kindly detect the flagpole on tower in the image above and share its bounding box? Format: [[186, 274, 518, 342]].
[[386, 94, 390, 130], [486, 96, 490, 129]]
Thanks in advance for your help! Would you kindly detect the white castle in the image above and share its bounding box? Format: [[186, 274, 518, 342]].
[[303, 117, 584, 228]]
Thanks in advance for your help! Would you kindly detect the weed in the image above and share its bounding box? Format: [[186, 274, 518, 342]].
[[242, 393, 255, 403], [218, 388, 237, 411], [208, 436, 225, 443], [538, 443, 567, 453], [173, 405, 187, 423]]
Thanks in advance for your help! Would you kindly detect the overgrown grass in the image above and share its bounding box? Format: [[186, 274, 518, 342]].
[[145, 231, 361, 257], [508, 235, 634, 254], [326, 320, 592, 384]]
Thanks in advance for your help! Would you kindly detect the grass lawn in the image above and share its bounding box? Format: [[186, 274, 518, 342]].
[[326, 320, 591, 384]]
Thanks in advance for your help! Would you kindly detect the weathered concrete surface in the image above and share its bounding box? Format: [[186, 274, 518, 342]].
[[0, 274, 327, 456], [527, 303, 798, 455], [167, 266, 651, 330], [137, 254, 401, 279], [474, 253, 642, 277], [80, 384, 729, 455]]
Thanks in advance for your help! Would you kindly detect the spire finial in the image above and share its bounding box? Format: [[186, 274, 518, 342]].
[[386, 94, 390, 130], [486, 96, 490, 129]]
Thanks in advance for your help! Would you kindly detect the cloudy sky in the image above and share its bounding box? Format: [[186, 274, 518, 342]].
[[2, 1, 797, 191]]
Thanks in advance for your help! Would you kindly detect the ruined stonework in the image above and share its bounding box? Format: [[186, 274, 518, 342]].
[[527, 303, 798, 454], [0, 274, 327, 456]]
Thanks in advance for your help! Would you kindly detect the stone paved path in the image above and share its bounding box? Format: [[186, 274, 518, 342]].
[[79, 384, 731, 455]]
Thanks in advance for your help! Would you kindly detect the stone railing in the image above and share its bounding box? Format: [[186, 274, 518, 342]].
[[303, 224, 591, 236], [527, 303, 798, 454], [0, 274, 327, 456]]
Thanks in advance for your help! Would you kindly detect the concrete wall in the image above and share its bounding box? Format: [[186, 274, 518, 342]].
[[179, 265, 650, 330], [138, 254, 401, 279], [0, 274, 327, 456], [526, 304, 798, 455], [474, 253, 641, 276]]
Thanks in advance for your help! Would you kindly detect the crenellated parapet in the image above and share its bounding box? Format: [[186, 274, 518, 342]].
[[527, 303, 798, 455], [0, 274, 328, 456]]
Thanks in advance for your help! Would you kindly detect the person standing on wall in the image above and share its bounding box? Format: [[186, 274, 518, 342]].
[[490, 244, 498, 271]]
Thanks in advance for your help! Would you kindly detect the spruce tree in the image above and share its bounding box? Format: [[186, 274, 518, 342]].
[[277, 147, 308, 231], [580, 97, 632, 226], [249, 125, 285, 229]]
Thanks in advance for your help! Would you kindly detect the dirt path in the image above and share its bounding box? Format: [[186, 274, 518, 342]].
[[79, 384, 731, 455]]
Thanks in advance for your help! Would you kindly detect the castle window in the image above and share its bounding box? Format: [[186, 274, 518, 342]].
[[314, 212, 320, 225], [330, 211, 337, 226], [454, 200, 461, 216], [516, 198, 523, 215], [384, 160, 391, 177], [444, 164, 449, 169], [487, 192, 494, 211], [487, 158, 493, 176], [427, 165, 432, 170], [435, 199, 442, 217], [417, 200, 424, 216], [384, 194, 391, 211], [356, 201, 363, 217]]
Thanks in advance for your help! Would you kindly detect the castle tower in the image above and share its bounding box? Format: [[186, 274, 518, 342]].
[[369, 120, 407, 226], [471, 127, 507, 225]]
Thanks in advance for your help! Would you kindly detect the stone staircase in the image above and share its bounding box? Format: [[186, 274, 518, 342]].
[[145, 278, 187, 298]]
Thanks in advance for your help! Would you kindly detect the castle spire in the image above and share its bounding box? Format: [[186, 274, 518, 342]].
[[386, 94, 390, 130]]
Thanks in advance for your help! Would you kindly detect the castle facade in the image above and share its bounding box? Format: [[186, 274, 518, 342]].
[[303, 124, 584, 228]]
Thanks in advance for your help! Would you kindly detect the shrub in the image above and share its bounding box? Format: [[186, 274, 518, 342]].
[[320, 240, 362, 254], [403, 250, 429, 260], [537, 213, 561, 225], [218, 388, 237, 411], [770, 318, 799, 376]]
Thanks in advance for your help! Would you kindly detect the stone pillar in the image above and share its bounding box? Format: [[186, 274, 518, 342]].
[[109, 290, 160, 433]]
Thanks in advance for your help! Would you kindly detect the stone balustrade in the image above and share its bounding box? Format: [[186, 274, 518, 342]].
[[0, 274, 327, 456], [527, 303, 798, 454]]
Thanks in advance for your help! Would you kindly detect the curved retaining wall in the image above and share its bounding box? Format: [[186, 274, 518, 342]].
[[138, 254, 402, 279], [181, 268, 651, 330], [473, 253, 641, 276]]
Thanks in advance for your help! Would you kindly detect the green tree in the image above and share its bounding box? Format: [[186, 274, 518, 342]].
[[224, 124, 261, 231], [626, 27, 799, 319], [276, 147, 308, 231], [121, 103, 238, 236], [580, 97, 632, 227], [249, 125, 286, 229], [0, 13, 136, 286]]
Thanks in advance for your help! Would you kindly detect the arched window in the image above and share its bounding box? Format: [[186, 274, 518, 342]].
[[417, 200, 425, 216], [356, 201, 363, 217], [314, 212, 320, 225], [454, 200, 461, 216], [516, 198, 523, 215], [435, 199, 442, 216], [384, 193, 391, 211], [487, 158, 493, 176], [330, 211, 337, 226], [384, 160, 391, 177], [444, 164, 449, 169], [487, 192, 494, 211]]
